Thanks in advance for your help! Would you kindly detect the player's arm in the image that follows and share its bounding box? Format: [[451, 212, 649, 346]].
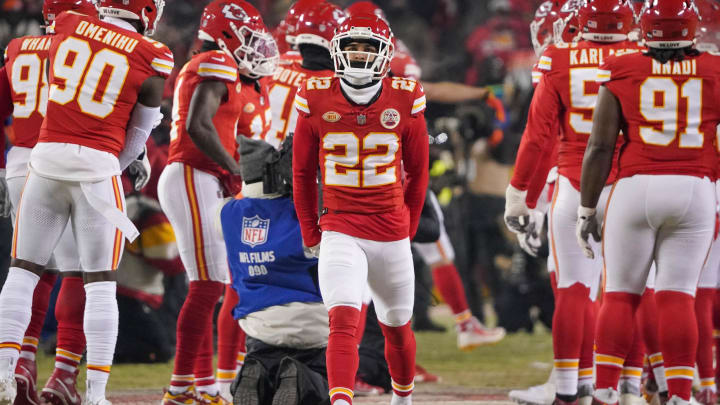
[[580, 86, 620, 210], [292, 114, 321, 248], [118, 75, 165, 170], [186, 80, 242, 175], [504, 75, 560, 233], [403, 116, 430, 239], [576, 86, 621, 259], [421, 81, 489, 103]]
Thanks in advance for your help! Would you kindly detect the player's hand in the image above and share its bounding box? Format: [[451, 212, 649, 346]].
[[0, 173, 10, 218], [576, 206, 601, 259], [303, 243, 320, 259], [127, 146, 151, 191], [517, 209, 544, 257], [504, 184, 530, 233]]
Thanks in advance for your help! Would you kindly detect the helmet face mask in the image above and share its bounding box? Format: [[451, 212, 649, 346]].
[[198, 0, 279, 78], [331, 15, 394, 82]]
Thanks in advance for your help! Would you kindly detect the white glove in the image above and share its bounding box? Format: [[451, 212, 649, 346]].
[[303, 243, 320, 259], [127, 146, 151, 191], [0, 171, 10, 218], [576, 206, 601, 259], [504, 184, 530, 233], [517, 209, 545, 257]]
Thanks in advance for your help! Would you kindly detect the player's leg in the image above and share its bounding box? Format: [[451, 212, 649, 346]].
[[637, 269, 668, 402], [42, 272, 86, 405], [318, 231, 369, 405], [70, 175, 130, 404], [548, 176, 605, 403], [594, 177, 656, 405], [41, 228, 85, 405], [652, 176, 715, 403], [0, 173, 71, 404], [217, 283, 246, 400], [695, 231, 720, 405], [158, 163, 227, 402], [619, 326, 645, 405], [365, 237, 416, 405], [194, 325, 218, 400]]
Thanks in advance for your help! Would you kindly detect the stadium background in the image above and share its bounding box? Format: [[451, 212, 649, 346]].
[[0, 0, 557, 402]]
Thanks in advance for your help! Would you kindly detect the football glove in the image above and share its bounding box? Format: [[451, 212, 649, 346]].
[[127, 146, 151, 191], [504, 184, 530, 234], [303, 243, 320, 259], [0, 171, 10, 218], [517, 209, 545, 257], [576, 206, 601, 259]]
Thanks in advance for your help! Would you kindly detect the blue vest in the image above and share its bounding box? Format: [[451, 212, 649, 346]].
[[221, 197, 322, 319]]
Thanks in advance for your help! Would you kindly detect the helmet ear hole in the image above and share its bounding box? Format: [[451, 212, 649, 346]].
[[223, 31, 232, 39]]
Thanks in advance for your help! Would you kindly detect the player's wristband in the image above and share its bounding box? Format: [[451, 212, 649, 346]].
[[577, 206, 597, 219]]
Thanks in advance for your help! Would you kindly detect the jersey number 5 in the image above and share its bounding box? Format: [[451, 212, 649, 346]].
[[49, 37, 130, 119], [323, 132, 399, 187]]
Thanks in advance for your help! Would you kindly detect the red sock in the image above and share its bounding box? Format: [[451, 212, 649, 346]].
[[217, 284, 242, 381], [327, 306, 360, 404], [194, 323, 215, 389], [431, 264, 470, 316], [379, 321, 416, 397], [713, 289, 720, 385], [355, 304, 369, 346], [55, 276, 86, 360], [595, 292, 642, 391], [579, 297, 597, 387], [621, 325, 645, 392], [22, 272, 58, 354], [171, 280, 223, 390], [696, 288, 715, 390], [656, 290, 697, 401]]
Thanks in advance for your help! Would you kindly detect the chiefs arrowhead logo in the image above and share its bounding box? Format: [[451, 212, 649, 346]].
[[380, 108, 400, 129], [222, 3, 249, 21], [322, 111, 341, 122]]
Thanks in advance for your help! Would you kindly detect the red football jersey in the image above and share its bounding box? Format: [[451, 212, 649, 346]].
[[293, 76, 429, 245], [266, 59, 333, 148], [3, 34, 52, 148], [599, 51, 720, 180], [39, 12, 173, 156], [511, 41, 642, 191], [168, 50, 270, 178]]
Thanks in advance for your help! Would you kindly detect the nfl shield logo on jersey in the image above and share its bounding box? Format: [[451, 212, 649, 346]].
[[242, 215, 270, 247]]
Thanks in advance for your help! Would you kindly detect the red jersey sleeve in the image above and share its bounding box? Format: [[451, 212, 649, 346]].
[[141, 38, 174, 80], [292, 86, 321, 246], [510, 73, 561, 191], [403, 84, 429, 237], [0, 65, 10, 169]]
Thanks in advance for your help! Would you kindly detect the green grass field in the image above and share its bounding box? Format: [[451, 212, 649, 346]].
[[32, 313, 553, 393]]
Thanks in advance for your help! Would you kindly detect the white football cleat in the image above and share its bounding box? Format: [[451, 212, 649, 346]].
[[390, 393, 412, 405], [83, 398, 112, 405], [508, 381, 555, 405], [0, 376, 17, 405], [457, 317, 506, 351]]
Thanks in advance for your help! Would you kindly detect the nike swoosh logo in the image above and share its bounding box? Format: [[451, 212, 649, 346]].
[[211, 56, 225, 62], [164, 52, 173, 58], [59, 380, 79, 403]]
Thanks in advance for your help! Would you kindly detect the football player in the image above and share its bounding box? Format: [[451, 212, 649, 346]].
[[690, 3, 720, 404], [272, 0, 325, 58], [578, 2, 720, 405], [503, 1, 641, 404], [0, 2, 103, 404], [292, 13, 428, 405], [0, 0, 172, 403], [157, 1, 276, 404]]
